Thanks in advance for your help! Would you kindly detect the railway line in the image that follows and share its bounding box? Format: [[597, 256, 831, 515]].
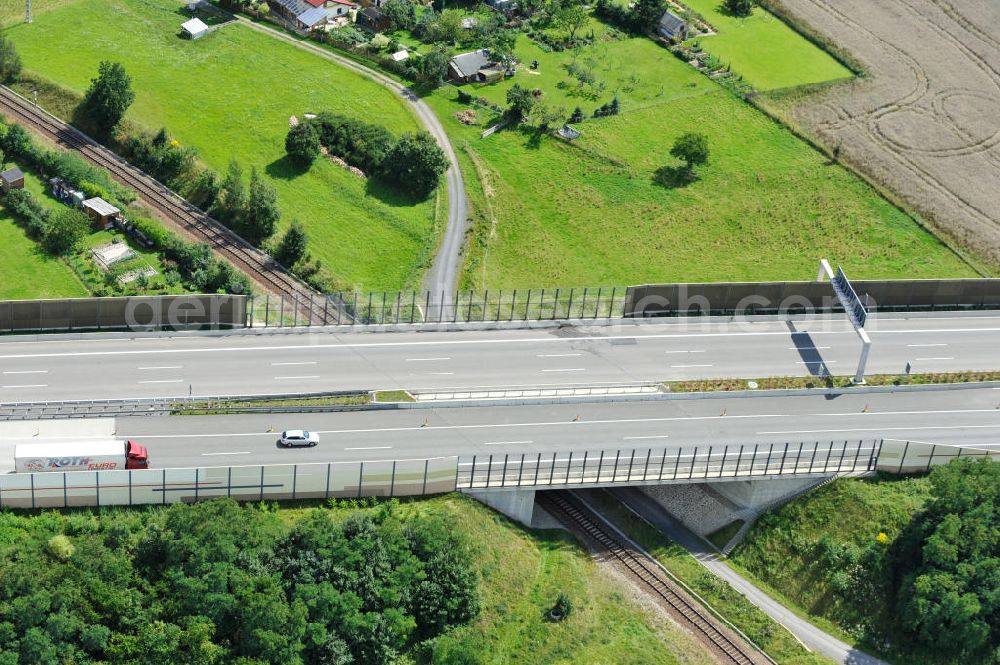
[[538, 491, 773, 665], [0, 85, 343, 325]]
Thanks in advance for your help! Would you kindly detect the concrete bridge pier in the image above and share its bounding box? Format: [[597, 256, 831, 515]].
[[465, 488, 538, 527]]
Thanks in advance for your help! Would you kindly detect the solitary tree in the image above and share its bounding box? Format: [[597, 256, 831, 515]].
[[285, 122, 321, 166], [554, 4, 589, 42], [723, 0, 752, 16], [419, 45, 451, 87], [0, 34, 22, 83], [81, 61, 135, 133], [275, 222, 309, 267], [382, 0, 416, 30], [505, 84, 537, 122], [44, 208, 89, 255], [670, 132, 709, 175], [243, 167, 280, 245], [630, 0, 666, 33]]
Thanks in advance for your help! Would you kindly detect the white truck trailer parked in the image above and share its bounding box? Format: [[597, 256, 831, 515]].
[[14, 440, 150, 473]]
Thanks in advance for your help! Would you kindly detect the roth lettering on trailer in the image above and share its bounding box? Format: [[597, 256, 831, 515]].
[[42, 457, 95, 469]]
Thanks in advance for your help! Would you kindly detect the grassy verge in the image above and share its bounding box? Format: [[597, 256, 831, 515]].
[[583, 490, 833, 665], [728, 475, 933, 664], [6, 0, 438, 291], [412, 494, 716, 665], [171, 393, 370, 414], [373, 389, 416, 403], [707, 519, 744, 551], [664, 371, 1000, 393]]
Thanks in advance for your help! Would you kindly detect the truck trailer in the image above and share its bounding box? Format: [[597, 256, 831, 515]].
[[14, 440, 150, 473]]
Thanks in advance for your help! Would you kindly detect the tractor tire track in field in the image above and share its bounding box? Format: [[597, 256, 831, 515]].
[[238, 17, 467, 314], [771, 0, 1000, 270]]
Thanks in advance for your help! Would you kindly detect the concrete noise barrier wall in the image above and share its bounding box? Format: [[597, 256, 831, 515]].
[[0, 294, 248, 333], [624, 279, 1000, 317], [0, 457, 459, 509]]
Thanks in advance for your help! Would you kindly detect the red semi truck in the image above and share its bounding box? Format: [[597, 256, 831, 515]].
[[14, 440, 150, 473]]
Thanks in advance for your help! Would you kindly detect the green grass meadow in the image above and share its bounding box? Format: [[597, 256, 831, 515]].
[[5, 0, 440, 291], [0, 165, 88, 300], [432, 30, 973, 288], [402, 494, 716, 665], [681, 0, 853, 91]]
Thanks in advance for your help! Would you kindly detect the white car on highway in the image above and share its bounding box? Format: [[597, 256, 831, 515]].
[[278, 430, 319, 447]]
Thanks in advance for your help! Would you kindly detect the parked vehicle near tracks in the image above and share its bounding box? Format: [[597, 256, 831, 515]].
[[14, 440, 150, 473]]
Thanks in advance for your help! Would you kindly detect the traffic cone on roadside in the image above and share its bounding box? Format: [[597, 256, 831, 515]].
[[422, 417, 429, 427], [572, 415, 580, 422], [720, 408, 727, 416], [266, 425, 273, 433], [862, 404, 869, 413]]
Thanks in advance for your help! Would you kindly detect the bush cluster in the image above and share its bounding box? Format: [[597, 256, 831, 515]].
[[0, 498, 479, 665], [288, 113, 449, 199]]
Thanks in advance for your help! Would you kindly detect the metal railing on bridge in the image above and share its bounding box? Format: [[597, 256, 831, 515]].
[[457, 440, 883, 489], [249, 287, 627, 327]]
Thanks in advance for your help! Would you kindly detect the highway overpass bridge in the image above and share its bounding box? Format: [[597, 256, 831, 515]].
[[0, 390, 997, 512]]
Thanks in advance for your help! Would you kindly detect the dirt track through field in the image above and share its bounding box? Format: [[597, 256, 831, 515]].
[[774, 0, 1000, 269]]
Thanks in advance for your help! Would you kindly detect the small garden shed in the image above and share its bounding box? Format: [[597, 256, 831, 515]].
[[180, 17, 209, 39], [82, 197, 121, 229], [0, 167, 25, 193]]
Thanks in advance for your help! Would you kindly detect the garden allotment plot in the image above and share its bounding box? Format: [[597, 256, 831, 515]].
[[436, 22, 974, 288], [5, 0, 439, 291]]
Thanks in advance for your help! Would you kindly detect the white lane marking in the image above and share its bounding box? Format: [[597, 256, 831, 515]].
[[274, 375, 320, 380], [138, 366, 182, 370], [538, 353, 582, 358], [664, 350, 707, 354], [406, 357, 451, 362], [907, 343, 947, 348], [201, 451, 251, 456], [484, 440, 534, 446], [137, 379, 183, 384], [671, 364, 713, 368], [430, 372, 455, 375], [271, 361, 316, 366], [788, 346, 831, 350], [541, 368, 586, 372], [759, 424, 1000, 435], [623, 435, 670, 440], [344, 446, 392, 450], [2, 370, 48, 374], [1, 383, 47, 388], [796, 360, 837, 364], [8, 326, 1000, 359], [914, 357, 954, 361]]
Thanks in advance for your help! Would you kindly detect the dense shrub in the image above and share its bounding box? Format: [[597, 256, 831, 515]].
[[894, 459, 999, 663], [43, 208, 89, 255], [284, 122, 321, 166], [378, 132, 449, 199], [0, 499, 480, 664], [0, 34, 21, 83], [120, 127, 198, 188], [311, 112, 396, 173]]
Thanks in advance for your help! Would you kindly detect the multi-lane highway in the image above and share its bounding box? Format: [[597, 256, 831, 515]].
[[3, 388, 994, 471], [2, 313, 1000, 402]]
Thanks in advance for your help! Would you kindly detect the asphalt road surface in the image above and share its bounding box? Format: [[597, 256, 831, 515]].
[[2, 388, 992, 471], [3, 314, 1000, 402]]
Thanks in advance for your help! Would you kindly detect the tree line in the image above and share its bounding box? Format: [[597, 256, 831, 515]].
[[285, 112, 449, 200], [0, 498, 480, 665]]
